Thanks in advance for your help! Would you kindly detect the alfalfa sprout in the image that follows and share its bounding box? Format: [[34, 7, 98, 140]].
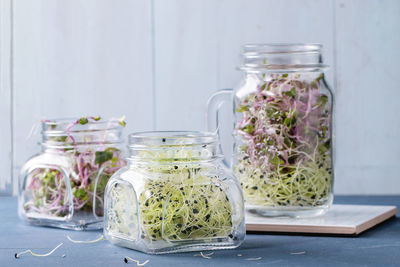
[[66, 234, 104, 243], [123, 257, 150, 265], [235, 73, 332, 208], [107, 148, 234, 243], [14, 242, 63, 258]]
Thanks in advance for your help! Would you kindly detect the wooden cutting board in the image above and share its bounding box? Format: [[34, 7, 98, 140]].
[[246, 204, 398, 235]]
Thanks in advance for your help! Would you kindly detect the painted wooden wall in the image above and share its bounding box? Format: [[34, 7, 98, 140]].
[[0, 0, 12, 195], [1, 0, 399, 195]]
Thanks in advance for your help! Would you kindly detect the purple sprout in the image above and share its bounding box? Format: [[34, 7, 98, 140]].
[[24, 116, 126, 218], [235, 73, 333, 207]]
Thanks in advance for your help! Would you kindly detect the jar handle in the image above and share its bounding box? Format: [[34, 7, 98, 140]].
[[206, 89, 233, 166], [92, 165, 105, 219]]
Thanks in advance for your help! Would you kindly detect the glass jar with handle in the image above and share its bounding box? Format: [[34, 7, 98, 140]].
[[104, 131, 245, 254], [207, 44, 334, 217], [19, 116, 127, 230]]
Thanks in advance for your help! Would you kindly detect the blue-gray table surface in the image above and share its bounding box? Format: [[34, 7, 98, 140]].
[[1, 196, 399, 267]]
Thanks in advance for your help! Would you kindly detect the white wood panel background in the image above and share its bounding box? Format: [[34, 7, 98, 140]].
[[0, 0, 12, 195], [334, 0, 400, 194], [11, 0, 154, 195], [0, 0, 399, 195]]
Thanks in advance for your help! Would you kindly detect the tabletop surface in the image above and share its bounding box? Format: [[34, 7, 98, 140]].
[[1, 196, 399, 267]]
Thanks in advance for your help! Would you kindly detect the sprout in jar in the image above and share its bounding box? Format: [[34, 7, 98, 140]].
[[107, 148, 234, 242], [23, 116, 127, 217], [235, 73, 332, 207]]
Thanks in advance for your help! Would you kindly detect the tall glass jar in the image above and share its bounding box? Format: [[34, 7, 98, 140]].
[[207, 44, 334, 217], [19, 117, 126, 230], [104, 131, 245, 254]]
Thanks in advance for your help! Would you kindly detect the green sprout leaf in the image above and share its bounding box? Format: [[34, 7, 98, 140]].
[[242, 124, 254, 134], [315, 73, 324, 82], [95, 151, 114, 165], [284, 87, 297, 98], [73, 188, 88, 201], [284, 117, 291, 127], [317, 95, 328, 107], [270, 155, 284, 167], [236, 105, 249, 113], [118, 115, 127, 127], [310, 81, 318, 89], [52, 136, 68, 142], [78, 117, 89, 125]]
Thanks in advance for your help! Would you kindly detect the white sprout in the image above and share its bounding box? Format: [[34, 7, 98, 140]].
[[15, 243, 63, 258], [291, 251, 306, 255], [66, 234, 104, 244], [194, 252, 214, 259], [245, 257, 262, 261], [124, 257, 150, 266]]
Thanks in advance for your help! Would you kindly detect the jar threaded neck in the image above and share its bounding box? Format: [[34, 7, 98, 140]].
[[240, 43, 327, 72], [128, 131, 221, 162], [41, 117, 124, 149]]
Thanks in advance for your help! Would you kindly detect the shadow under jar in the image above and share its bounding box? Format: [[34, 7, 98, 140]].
[[207, 44, 334, 217], [104, 131, 245, 254], [19, 117, 126, 230]]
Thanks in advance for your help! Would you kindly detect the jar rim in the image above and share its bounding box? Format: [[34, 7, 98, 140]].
[[242, 43, 322, 54], [240, 43, 328, 72], [43, 117, 124, 127], [129, 131, 217, 146], [238, 64, 328, 73], [42, 117, 124, 134], [40, 117, 125, 149], [128, 131, 220, 162]]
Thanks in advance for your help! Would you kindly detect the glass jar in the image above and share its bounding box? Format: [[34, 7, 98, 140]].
[[207, 44, 334, 217], [104, 131, 245, 254], [19, 117, 127, 230]]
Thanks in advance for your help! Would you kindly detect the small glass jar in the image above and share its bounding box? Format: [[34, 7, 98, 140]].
[[104, 131, 245, 254], [18, 117, 126, 230], [207, 44, 334, 217]]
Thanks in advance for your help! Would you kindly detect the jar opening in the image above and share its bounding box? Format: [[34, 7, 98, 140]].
[[240, 43, 328, 73], [129, 131, 217, 146], [128, 131, 220, 162], [243, 43, 322, 54]]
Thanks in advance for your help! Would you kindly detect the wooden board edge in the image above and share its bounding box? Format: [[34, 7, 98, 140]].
[[355, 206, 398, 235], [246, 224, 356, 235]]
